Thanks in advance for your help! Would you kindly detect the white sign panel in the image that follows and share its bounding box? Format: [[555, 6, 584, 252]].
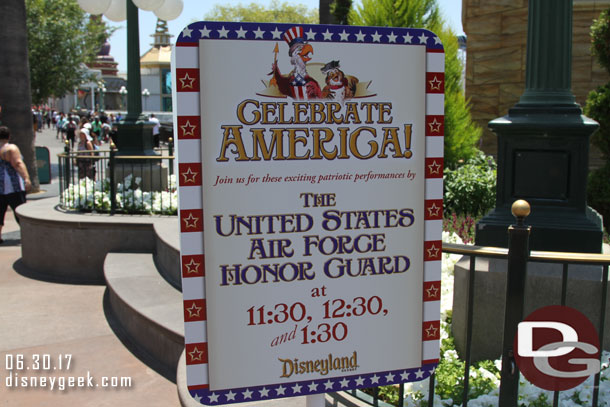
[[175, 21, 444, 405]]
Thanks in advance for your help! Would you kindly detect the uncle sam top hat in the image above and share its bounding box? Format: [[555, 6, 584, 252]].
[[283, 26, 306, 56]]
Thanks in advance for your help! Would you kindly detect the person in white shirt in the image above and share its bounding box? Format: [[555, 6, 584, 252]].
[[150, 114, 161, 148]]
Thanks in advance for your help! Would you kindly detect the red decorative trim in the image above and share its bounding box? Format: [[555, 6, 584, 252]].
[[422, 359, 440, 365], [425, 158, 444, 179], [422, 321, 440, 340], [177, 116, 201, 140], [426, 72, 444, 94], [184, 299, 207, 322], [179, 163, 203, 187], [180, 209, 204, 233], [185, 342, 208, 365], [424, 199, 443, 220], [182, 255, 205, 278], [424, 241, 442, 261], [177, 42, 200, 47], [188, 384, 210, 391], [425, 115, 444, 137], [176, 68, 200, 92], [423, 281, 441, 301]]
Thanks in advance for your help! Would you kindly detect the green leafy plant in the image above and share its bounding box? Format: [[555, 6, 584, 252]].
[[585, 8, 610, 231], [444, 152, 497, 216]]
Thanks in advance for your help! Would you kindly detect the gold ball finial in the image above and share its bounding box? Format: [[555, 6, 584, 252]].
[[110, 142, 116, 150], [511, 199, 531, 219], [168, 137, 173, 143], [64, 140, 69, 146]]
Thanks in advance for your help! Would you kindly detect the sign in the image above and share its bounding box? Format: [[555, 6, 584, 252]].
[[175, 21, 444, 405], [515, 305, 600, 391]]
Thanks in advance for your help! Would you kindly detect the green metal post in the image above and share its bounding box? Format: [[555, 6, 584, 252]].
[[476, 0, 602, 253], [115, 0, 155, 157]]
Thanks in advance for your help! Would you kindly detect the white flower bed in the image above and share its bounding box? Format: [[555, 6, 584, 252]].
[[61, 174, 178, 215]]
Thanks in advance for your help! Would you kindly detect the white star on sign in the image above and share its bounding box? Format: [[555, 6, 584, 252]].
[[403, 32, 413, 43], [253, 26, 265, 39], [200, 26, 211, 38], [418, 32, 428, 44], [339, 378, 350, 388], [181, 27, 193, 38], [193, 394, 202, 402], [322, 29, 333, 41], [208, 393, 219, 403], [271, 27, 282, 39], [259, 387, 270, 397], [305, 28, 316, 40], [434, 35, 442, 45], [217, 26, 229, 38], [355, 376, 365, 386], [401, 371, 411, 381], [371, 31, 381, 42], [308, 382, 318, 392], [355, 30, 366, 42], [385, 372, 395, 383], [339, 30, 349, 41], [324, 380, 334, 390], [387, 32, 397, 43], [276, 385, 286, 395], [225, 391, 236, 401], [370, 374, 380, 384], [235, 26, 247, 38], [292, 383, 303, 393], [242, 389, 253, 399], [415, 369, 425, 379]]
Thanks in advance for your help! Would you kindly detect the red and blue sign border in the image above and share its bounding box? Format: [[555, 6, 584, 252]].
[[174, 21, 444, 405]]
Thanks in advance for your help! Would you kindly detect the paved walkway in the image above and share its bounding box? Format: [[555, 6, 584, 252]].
[[0, 127, 180, 406]]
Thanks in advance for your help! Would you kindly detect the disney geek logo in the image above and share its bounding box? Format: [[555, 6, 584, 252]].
[[514, 305, 601, 391]]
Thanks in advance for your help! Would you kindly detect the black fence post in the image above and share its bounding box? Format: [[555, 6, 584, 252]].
[[109, 143, 116, 215], [498, 200, 532, 406], [168, 137, 174, 179]]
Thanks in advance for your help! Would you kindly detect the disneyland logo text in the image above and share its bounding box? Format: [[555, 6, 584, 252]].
[[279, 351, 359, 378]]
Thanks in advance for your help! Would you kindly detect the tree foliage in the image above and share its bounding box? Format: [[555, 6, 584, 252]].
[[350, 0, 481, 168], [25, 0, 110, 104], [585, 8, 610, 229], [205, 0, 318, 24]]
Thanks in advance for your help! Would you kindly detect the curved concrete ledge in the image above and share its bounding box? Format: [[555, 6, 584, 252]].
[[105, 252, 184, 378], [154, 219, 181, 289], [17, 198, 176, 284]]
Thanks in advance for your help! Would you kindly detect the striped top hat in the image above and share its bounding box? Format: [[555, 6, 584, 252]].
[[283, 26, 306, 56]]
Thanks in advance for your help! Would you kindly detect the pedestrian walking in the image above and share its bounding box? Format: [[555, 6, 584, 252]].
[[0, 126, 31, 244]]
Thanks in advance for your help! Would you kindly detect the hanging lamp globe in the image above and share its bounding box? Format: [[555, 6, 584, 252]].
[[153, 0, 183, 21], [77, 0, 111, 15], [104, 0, 127, 22]]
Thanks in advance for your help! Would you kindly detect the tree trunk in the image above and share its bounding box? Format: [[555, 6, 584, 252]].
[[0, 0, 39, 192], [319, 0, 336, 24]]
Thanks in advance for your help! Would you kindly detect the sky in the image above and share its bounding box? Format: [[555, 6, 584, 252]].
[[105, 0, 463, 74]]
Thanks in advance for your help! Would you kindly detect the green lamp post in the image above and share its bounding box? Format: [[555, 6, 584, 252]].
[[77, 0, 183, 156], [475, 0, 603, 253]]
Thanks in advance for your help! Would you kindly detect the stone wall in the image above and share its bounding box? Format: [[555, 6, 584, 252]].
[[463, 0, 610, 167]]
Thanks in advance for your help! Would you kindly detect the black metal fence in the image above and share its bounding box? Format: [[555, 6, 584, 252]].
[[57, 141, 176, 215], [328, 201, 610, 407]]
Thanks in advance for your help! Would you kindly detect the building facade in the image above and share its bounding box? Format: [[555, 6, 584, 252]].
[[462, 0, 610, 165]]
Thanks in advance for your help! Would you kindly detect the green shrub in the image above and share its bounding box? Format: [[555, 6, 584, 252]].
[[444, 152, 496, 216]]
